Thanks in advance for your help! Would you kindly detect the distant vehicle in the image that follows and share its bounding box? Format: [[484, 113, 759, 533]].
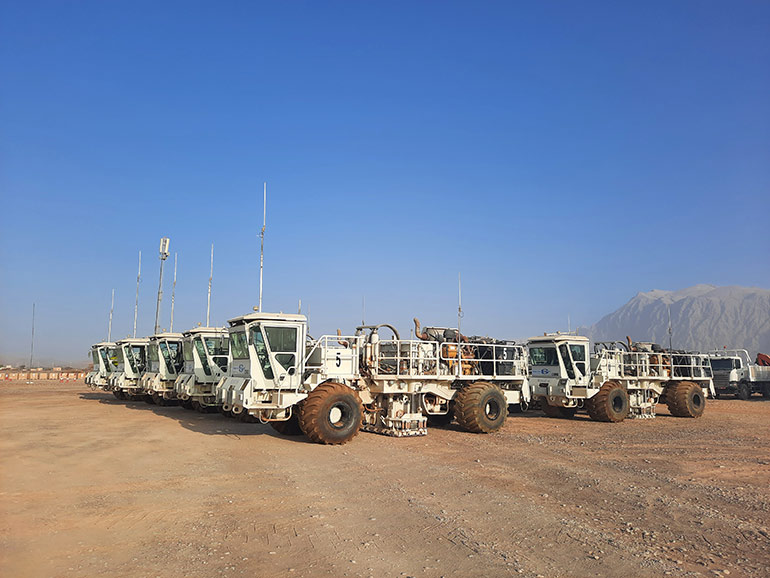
[[707, 350, 770, 399], [85, 342, 117, 389], [529, 334, 715, 421]]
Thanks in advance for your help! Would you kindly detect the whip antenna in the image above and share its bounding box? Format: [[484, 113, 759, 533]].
[[108, 289, 115, 341], [133, 251, 141, 338], [258, 182, 266, 311], [457, 272, 463, 336], [170, 253, 177, 332], [207, 243, 214, 326]]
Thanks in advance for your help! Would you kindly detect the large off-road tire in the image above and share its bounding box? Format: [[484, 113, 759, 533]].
[[270, 410, 304, 436], [112, 390, 122, 400], [586, 381, 629, 423], [454, 382, 507, 433], [762, 384, 770, 399], [298, 382, 363, 445], [736, 381, 751, 400], [666, 381, 706, 418]]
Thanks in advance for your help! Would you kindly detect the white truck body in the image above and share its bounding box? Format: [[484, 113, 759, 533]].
[[529, 334, 714, 419], [216, 312, 530, 438], [174, 327, 229, 407], [708, 349, 770, 399], [85, 341, 117, 389], [109, 338, 150, 396], [140, 332, 184, 400]]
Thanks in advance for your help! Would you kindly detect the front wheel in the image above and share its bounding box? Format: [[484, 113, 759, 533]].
[[298, 382, 363, 445], [454, 382, 507, 433], [586, 381, 629, 422], [736, 381, 751, 400]]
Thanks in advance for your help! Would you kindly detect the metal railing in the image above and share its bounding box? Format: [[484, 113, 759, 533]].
[[595, 348, 713, 380]]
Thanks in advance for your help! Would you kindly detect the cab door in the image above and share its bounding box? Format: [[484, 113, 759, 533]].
[[249, 322, 304, 390], [558, 342, 590, 388]]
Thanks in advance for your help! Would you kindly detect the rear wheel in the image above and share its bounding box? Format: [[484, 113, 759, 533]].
[[586, 381, 629, 422], [736, 381, 751, 400], [763, 384, 770, 399], [666, 381, 706, 418], [298, 382, 363, 445], [454, 382, 507, 433]]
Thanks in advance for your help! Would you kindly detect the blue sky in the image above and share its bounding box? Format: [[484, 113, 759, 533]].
[[1, 1, 768, 365]]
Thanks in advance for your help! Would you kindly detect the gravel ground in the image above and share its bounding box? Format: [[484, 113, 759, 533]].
[[1, 381, 769, 578]]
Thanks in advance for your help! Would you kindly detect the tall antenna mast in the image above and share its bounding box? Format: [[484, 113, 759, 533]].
[[258, 182, 267, 312], [108, 289, 115, 341], [457, 272, 463, 336], [170, 253, 178, 332], [154, 237, 170, 334], [206, 243, 214, 326], [29, 302, 35, 370], [667, 303, 673, 350], [362, 296, 366, 326], [133, 251, 142, 338]]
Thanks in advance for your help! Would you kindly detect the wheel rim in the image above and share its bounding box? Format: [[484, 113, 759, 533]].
[[611, 393, 625, 413], [328, 403, 350, 429], [692, 391, 703, 409], [485, 398, 501, 420]]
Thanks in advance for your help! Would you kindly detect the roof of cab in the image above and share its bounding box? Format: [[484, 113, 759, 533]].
[[228, 312, 307, 326], [528, 333, 589, 344], [149, 332, 185, 340], [115, 337, 150, 345], [182, 326, 228, 337]]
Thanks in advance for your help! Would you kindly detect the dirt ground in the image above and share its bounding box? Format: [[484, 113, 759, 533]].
[[1, 381, 769, 578]]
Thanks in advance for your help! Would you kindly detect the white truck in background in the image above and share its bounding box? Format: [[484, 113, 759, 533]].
[[707, 350, 770, 399]]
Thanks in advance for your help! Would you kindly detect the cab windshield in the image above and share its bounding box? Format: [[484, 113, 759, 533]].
[[710, 358, 737, 371], [530, 346, 558, 366], [99, 348, 113, 373], [250, 326, 274, 380], [148, 344, 160, 362], [194, 337, 212, 376], [183, 340, 194, 362], [160, 341, 182, 373], [230, 331, 248, 359], [91, 350, 99, 366]]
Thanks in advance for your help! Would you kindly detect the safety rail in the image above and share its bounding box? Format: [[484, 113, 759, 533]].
[[372, 339, 527, 380], [595, 349, 713, 380]]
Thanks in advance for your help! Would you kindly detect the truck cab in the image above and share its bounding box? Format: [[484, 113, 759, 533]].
[[528, 334, 591, 407], [708, 349, 770, 399], [217, 312, 311, 416], [86, 341, 117, 389], [174, 327, 229, 410], [141, 332, 185, 404], [110, 337, 150, 399]]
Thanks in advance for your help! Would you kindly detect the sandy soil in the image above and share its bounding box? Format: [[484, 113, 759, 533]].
[[1, 381, 769, 578]]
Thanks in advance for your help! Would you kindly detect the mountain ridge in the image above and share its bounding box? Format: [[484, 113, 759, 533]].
[[581, 285, 770, 356]]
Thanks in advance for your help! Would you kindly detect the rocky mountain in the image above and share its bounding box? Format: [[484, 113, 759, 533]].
[[582, 285, 770, 356]]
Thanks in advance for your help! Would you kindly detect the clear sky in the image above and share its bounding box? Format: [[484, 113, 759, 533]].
[[1, 1, 769, 366]]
